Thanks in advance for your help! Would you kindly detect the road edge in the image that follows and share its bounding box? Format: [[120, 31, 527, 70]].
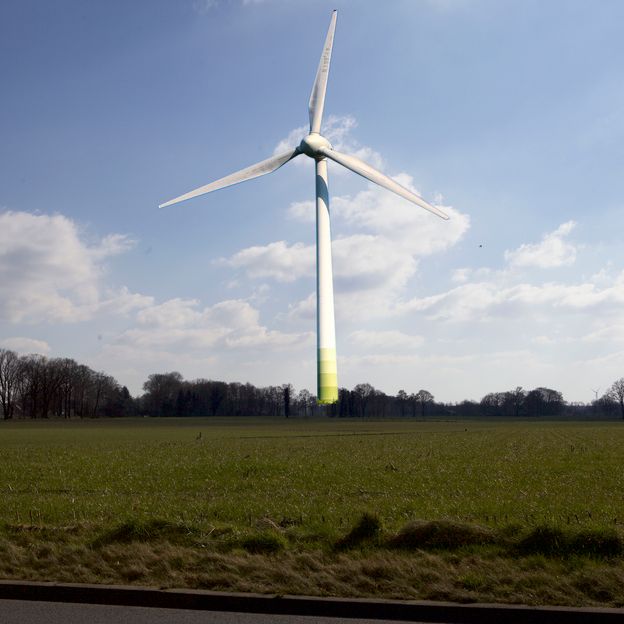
[[0, 580, 623, 623]]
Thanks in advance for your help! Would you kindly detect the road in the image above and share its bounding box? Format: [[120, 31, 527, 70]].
[[0, 599, 430, 624]]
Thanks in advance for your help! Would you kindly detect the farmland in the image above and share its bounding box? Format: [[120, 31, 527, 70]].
[[1, 417, 624, 606]]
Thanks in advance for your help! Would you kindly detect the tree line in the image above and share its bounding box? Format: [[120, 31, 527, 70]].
[[0, 349, 133, 420], [1, 347, 623, 420]]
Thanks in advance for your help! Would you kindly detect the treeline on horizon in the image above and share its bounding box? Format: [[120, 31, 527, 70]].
[[1, 347, 623, 420]]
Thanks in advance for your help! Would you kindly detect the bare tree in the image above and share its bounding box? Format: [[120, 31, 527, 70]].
[[415, 389, 434, 418], [142, 372, 184, 416], [353, 383, 375, 418], [0, 349, 21, 419], [296, 389, 313, 417], [209, 381, 228, 416], [480, 392, 504, 417], [396, 389, 408, 417], [525, 387, 564, 417], [607, 378, 624, 420], [282, 384, 292, 418], [19, 355, 46, 418], [505, 386, 526, 418]]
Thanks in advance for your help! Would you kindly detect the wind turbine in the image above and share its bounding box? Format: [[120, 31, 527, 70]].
[[159, 10, 449, 405]]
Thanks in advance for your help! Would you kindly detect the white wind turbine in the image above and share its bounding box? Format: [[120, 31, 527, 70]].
[[160, 10, 449, 405]]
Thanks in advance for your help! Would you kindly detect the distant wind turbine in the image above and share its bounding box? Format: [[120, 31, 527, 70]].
[[160, 11, 449, 405]]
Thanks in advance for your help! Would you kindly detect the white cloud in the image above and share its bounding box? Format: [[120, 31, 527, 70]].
[[227, 171, 469, 321], [322, 115, 385, 170], [505, 221, 578, 268], [331, 175, 469, 254], [284, 292, 316, 322], [287, 176, 468, 257], [98, 287, 154, 316], [273, 124, 307, 157], [401, 277, 624, 322], [532, 335, 556, 345], [193, 0, 273, 12], [220, 232, 422, 321], [91, 234, 137, 259], [0, 337, 50, 355], [137, 297, 202, 328], [582, 322, 624, 344], [219, 223, 441, 298], [0, 211, 142, 323], [333, 234, 418, 292], [348, 330, 424, 350], [287, 200, 315, 222], [192, 0, 219, 14], [451, 268, 471, 283], [274, 115, 385, 172], [118, 297, 312, 353], [274, 115, 469, 320], [218, 241, 314, 282]]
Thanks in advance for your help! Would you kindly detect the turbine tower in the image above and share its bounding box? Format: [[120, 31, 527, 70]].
[[159, 11, 449, 405]]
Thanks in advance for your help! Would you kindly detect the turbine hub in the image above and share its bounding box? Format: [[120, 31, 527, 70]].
[[299, 133, 332, 159]]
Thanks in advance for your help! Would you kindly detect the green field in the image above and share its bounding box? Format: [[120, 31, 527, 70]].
[[1, 417, 624, 606]]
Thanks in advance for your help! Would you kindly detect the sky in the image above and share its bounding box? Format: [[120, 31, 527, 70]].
[[1, 0, 624, 403]]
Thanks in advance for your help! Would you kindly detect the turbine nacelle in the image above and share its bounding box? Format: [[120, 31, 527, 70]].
[[299, 133, 333, 159]]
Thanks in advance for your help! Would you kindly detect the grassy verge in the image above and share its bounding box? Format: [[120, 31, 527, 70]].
[[2, 515, 624, 607]]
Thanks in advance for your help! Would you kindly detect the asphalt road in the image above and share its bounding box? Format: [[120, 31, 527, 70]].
[[0, 599, 430, 624]]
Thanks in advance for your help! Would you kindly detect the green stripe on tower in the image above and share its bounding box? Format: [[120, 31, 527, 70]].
[[318, 347, 338, 404]]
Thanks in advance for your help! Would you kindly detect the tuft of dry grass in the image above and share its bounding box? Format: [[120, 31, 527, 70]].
[[388, 520, 496, 551]]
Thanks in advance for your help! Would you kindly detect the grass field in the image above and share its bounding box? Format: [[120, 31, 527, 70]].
[[1, 417, 624, 606]]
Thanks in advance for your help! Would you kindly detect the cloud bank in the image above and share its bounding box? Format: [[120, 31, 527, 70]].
[[0, 211, 147, 323]]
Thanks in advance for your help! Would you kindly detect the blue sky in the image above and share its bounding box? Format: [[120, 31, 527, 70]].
[[1, 0, 624, 402]]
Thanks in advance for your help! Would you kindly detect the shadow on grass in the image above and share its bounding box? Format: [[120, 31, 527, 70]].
[[515, 525, 623, 558], [68, 514, 624, 561], [334, 515, 624, 560], [91, 517, 290, 555], [240, 532, 287, 554], [334, 513, 383, 550], [91, 519, 201, 548]]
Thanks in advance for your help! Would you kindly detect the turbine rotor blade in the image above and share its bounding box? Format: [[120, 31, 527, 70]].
[[159, 147, 301, 208], [308, 10, 337, 134], [318, 147, 449, 220]]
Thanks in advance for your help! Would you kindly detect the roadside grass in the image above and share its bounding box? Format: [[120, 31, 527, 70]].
[[2, 418, 624, 605], [2, 516, 624, 606]]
